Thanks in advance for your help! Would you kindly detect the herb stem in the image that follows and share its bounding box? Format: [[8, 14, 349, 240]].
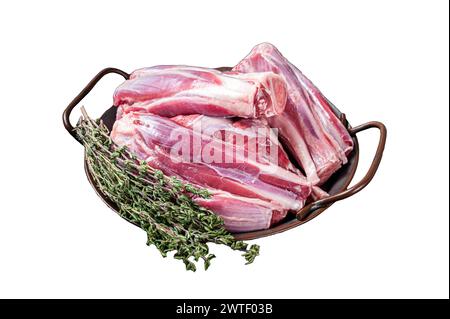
[[76, 107, 259, 271]]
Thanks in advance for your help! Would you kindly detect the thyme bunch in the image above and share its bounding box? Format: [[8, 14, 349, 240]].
[[75, 108, 259, 271]]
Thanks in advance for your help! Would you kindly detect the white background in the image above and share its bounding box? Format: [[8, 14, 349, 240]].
[[0, 0, 448, 299]]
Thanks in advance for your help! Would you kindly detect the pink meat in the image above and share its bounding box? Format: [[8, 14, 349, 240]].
[[170, 114, 298, 173], [111, 112, 312, 211], [233, 43, 354, 184], [194, 190, 286, 232], [171, 114, 329, 210], [113, 65, 287, 119], [294, 70, 354, 156]]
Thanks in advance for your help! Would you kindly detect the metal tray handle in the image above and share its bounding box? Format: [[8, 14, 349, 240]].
[[62, 67, 129, 141], [296, 121, 387, 221]]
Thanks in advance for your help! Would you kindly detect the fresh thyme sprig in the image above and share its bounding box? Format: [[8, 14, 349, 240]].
[[75, 107, 259, 271]]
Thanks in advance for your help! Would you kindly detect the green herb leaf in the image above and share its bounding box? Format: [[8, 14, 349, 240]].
[[75, 109, 260, 271]]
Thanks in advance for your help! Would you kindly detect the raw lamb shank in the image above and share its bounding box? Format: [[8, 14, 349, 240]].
[[233, 43, 354, 184], [111, 112, 312, 231], [109, 44, 354, 232], [114, 65, 287, 119]]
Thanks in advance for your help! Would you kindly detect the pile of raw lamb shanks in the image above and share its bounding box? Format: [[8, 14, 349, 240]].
[[111, 43, 354, 233]]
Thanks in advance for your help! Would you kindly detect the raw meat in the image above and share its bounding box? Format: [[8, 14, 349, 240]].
[[111, 112, 312, 212], [107, 45, 356, 231], [233, 43, 354, 183], [172, 113, 328, 203], [194, 190, 286, 232], [170, 114, 297, 172], [294, 70, 354, 156], [113, 65, 287, 119], [172, 114, 328, 202]]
